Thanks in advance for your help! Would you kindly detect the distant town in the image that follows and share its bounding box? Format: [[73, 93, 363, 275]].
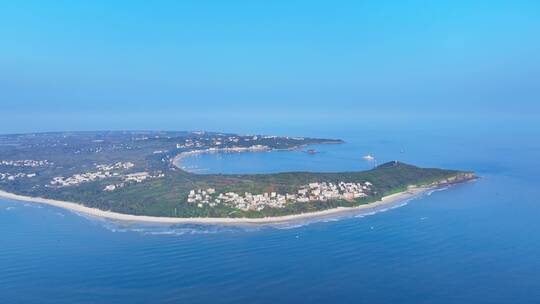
[[187, 181, 373, 211]]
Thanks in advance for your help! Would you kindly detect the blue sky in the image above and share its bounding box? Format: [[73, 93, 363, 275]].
[[1, 1, 539, 133]]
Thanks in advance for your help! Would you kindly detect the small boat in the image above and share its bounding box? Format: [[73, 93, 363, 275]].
[[362, 154, 375, 161], [305, 149, 318, 155]]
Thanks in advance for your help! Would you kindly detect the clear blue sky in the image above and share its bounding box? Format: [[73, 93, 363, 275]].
[[1, 1, 539, 133]]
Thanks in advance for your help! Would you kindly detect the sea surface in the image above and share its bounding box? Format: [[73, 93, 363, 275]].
[[2, 118, 540, 303]]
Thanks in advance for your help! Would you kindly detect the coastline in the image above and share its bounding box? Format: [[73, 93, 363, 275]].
[[171, 142, 341, 173], [0, 186, 436, 225], [172, 146, 271, 173]]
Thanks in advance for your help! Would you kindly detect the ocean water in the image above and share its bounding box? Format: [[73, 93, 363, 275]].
[[2, 119, 540, 303]]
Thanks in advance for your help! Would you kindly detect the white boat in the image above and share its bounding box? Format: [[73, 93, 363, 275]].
[[362, 154, 375, 161]]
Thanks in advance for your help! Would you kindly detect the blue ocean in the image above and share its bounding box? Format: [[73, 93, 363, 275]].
[[2, 119, 540, 303]]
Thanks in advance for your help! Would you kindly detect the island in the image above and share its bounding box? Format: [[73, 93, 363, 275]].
[[0, 131, 476, 223]]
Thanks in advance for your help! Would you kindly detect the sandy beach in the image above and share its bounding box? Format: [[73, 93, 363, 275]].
[[172, 146, 288, 173], [0, 186, 434, 225]]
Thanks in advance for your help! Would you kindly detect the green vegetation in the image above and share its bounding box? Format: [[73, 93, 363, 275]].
[[0, 131, 475, 218]]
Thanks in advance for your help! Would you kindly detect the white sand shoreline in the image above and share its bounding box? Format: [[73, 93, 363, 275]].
[[0, 186, 435, 225], [171, 146, 297, 173]]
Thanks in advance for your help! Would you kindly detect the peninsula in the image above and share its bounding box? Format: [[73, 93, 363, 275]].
[[0, 131, 475, 222]]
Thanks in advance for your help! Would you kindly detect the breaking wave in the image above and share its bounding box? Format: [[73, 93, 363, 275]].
[[103, 222, 262, 235]]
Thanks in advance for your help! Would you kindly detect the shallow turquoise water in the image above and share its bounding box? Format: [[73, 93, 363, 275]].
[[1, 120, 540, 303]]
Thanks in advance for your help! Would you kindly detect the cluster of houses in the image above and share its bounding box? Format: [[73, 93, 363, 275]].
[[103, 171, 165, 192], [178, 145, 271, 159], [298, 181, 373, 202], [176, 139, 203, 149], [175, 134, 295, 151], [51, 170, 117, 187], [175, 135, 247, 149], [186, 181, 373, 211], [50, 162, 163, 189], [0, 172, 36, 181], [0, 160, 50, 167], [96, 162, 134, 171]]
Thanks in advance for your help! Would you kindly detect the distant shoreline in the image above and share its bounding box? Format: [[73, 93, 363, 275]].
[[171, 141, 342, 173], [0, 186, 435, 225], [172, 146, 273, 173]]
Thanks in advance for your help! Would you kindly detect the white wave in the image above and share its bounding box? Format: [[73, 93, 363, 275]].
[[322, 218, 339, 222], [390, 201, 409, 209], [355, 211, 376, 217], [98, 221, 261, 236], [21, 203, 43, 209], [348, 196, 416, 219], [274, 223, 308, 230], [142, 228, 231, 236], [426, 186, 449, 196]]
